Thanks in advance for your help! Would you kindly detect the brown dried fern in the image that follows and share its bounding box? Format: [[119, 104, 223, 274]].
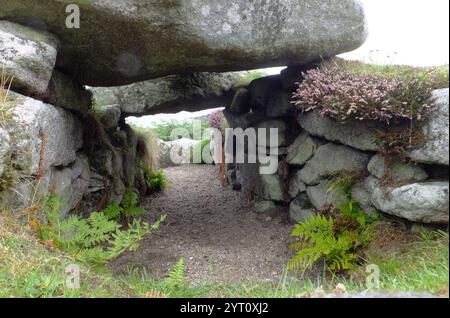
[[36, 130, 47, 181]]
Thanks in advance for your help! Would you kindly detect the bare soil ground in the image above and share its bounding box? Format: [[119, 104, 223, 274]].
[[111, 165, 299, 286]]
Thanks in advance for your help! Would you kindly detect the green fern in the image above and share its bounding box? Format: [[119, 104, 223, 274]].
[[105, 219, 150, 258], [103, 192, 148, 221], [165, 258, 186, 289], [337, 198, 368, 228], [103, 203, 122, 220], [122, 191, 147, 218], [326, 173, 358, 199], [145, 168, 168, 194], [40, 195, 165, 266], [289, 215, 362, 271], [289, 174, 377, 272]]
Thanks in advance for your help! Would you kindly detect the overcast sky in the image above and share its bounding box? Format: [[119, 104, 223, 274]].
[[266, 0, 449, 75], [341, 0, 449, 66]]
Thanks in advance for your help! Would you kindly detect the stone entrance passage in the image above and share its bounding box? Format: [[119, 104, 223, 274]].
[[111, 165, 297, 285]]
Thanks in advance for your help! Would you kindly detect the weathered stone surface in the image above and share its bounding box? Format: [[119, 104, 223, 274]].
[[238, 156, 288, 203], [0, 0, 367, 86], [289, 171, 307, 199], [159, 138, 200, 167], [229, 88, 251, 113], [289, 193, 316, 223], [261, 174, 287, 202], [254, 120, 287, 148], [287, 132, 320, 166], [266, 89, 293, 118], [91, 87, 118, 108], [409, 89, 449, 166], [0, 93, 87, 214], [8, 92, 83, 175], [368, 154, 428, 182], [95, 105, 122, 132], [223, 108, 265, 130], [254, 200, 277, 213], [46, 70, 92, 114], [299, 143, 371, 185], [298, 112, 382, 152], [94, 72, 238, 115], [226, 163, 241, 191], [87, 171, 107, 194], [280, 62, 321, 91], [249, 75, 283, 110], [0, 128, 10, 176], [0, 21, 58, 95], [366, 177, 449, 224], [51, 155, 90, 216], [351, 181, 378, 217], [307, 181, 348, 210]]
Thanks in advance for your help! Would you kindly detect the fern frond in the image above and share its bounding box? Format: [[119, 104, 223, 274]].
[[44, 195, 62, 226], [103, 203, 122, 220], [165, 258, 186, 289], [288, 247, 322, 270], [75, 246, 110, 265], [124, 206, 147, 218], [85, 212, 121, 247], [151, 215, 167, 231], [106, 219, 150, 259], [291, 214, 334, 243], [338, 199, 368, 227], [40, 195, 165, 267], [289, 213, 365, 271], [58, 216, 91, 248], [122, 191, 139, 210], [289, 241, 312, 251]]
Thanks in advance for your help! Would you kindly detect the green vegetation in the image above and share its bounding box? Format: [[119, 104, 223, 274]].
[[104, 190, 148, 221], [289, 172, 377, 271], [0, 57, 15, 129], [149, 120, 210, 142], [288, 213, 373, 271], [287, 170, 448, 295], [190, 138, 212, 164], [0, 213, 191, 298], [353, 229, 449, 294], [0, 211, 447, 297], [336, 59, 449, 90], [36, 195, 165, 266], [293, 59, 449, 126], [234, 70, 268, 87], [145, 168, 169, 194], [0, 55, 14, 105]]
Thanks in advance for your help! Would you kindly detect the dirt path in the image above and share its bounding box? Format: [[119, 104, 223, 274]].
[[111, 165, 297, 286]]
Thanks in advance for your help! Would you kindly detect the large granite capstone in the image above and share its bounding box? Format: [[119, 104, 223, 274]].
[[0, 0, 367, 86]]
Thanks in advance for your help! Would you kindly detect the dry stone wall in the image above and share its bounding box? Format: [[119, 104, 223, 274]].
[[0, 21, 147, 218], [224, 68, 449, 226]]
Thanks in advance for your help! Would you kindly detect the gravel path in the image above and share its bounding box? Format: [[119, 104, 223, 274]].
[[111, 165, 296, 286]]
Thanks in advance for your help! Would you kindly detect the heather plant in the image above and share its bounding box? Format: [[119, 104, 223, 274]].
[[293, 65, 432, 125], [291, 59, 447, 126], [208, 110, 228, 133]]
